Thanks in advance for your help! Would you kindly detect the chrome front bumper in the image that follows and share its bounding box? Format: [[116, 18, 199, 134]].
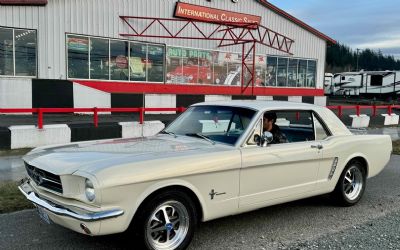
[[19, 180, 124, 222]]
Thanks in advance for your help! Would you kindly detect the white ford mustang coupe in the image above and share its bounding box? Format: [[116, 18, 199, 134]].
[[20, 101, 392, 250]]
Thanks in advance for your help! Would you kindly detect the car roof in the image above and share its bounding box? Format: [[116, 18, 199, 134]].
[[192, 100, 321, 112], [192, 100, 352, 137]]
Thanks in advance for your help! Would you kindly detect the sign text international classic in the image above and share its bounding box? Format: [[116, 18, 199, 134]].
[[174, 2, 261, 27]]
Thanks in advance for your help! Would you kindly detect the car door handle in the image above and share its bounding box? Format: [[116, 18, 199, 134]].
[[311, 144, 323, 150]]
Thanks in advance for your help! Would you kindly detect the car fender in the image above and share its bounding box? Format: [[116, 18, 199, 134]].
[[133, 179, 208, 221], [344, 152, 369, 172], [333, 153, 370, 185]]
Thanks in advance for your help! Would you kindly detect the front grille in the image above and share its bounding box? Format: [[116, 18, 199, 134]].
[[25, 163, 63, 194]]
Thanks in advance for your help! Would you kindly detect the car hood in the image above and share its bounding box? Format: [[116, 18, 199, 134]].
[[23, 134, 231, 176]]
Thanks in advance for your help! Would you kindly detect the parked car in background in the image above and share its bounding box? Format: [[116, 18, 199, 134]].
[[19, 101, 392, 250]]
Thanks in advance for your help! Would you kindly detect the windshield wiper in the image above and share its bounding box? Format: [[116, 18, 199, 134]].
[[161, 130, 177, 138], [185, 133, 216, 145]]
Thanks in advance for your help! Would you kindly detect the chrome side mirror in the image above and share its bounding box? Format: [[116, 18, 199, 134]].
[[254, 134, 261, 145], [263, 131, 273, 144], [254, 132, 273, 147]]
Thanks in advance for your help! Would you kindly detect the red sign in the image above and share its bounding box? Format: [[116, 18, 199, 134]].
[[174, 2, 261, 27], [0, 0, 47, 4]]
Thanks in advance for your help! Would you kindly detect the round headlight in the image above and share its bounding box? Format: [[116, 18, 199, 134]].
[[85, 179, 95, 202]]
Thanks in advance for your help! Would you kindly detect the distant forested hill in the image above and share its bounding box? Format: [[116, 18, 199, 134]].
[[326, 43, 400, 73]]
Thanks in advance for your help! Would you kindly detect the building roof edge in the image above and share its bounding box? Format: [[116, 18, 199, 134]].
[[256, 0, 337, 45]]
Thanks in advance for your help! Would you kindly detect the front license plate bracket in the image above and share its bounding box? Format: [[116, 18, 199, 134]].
[[36, 206, 52, 224]]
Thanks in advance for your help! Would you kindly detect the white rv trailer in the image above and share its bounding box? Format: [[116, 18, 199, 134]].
[[324, 71, 400, 97]]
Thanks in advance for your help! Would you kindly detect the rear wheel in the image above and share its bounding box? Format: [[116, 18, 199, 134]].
[[332, 161, 366, 206], [133, 190, 197, 250]]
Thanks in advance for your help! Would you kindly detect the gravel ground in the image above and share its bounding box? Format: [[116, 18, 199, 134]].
[[287, 210, 400, 250]]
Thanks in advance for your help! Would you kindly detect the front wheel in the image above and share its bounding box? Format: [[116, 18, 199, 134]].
[[332, 161, 366, 206], [133, 190, 198, 250]]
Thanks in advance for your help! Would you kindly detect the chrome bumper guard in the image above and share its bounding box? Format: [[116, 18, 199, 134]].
[[19, 180, 124, 222]]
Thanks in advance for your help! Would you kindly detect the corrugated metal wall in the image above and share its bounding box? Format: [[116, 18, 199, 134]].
[[0, 0, 327, 87]]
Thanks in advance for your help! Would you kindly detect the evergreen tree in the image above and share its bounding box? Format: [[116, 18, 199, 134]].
[[326, 43, 400, 73]]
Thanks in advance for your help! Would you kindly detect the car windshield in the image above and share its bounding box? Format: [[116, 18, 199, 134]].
[[164, 105, 256, 145]]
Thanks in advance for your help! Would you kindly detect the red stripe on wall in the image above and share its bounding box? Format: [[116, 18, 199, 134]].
[[74, 80, 324, 96]]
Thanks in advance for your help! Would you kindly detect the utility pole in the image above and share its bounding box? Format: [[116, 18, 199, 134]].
[[356, 48, 361, 72]]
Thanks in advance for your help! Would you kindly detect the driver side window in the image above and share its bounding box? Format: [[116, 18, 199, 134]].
[[274, 111, 315, 143], [246, 110, 316, 146]]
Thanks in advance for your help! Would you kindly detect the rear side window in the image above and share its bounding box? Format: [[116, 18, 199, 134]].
[[275, 111, 315, 142], [313, 113, 330, 140]]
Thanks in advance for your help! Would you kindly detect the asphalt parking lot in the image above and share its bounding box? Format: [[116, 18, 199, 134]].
[[0, 154, 399, 250]]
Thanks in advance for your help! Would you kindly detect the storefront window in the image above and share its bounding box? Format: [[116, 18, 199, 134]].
[[0, 28, 14, 76], [67, 35, 89, 79], [307, 60, 317, 87], [198, 50, 213, 84], [266, 56, 277, 86], [110, 40, 128, 81], [166, 47, 184, 83], [130, 43, 147, 81], [0, 27, 37, 77], [288, 58, 298, 87], [67, 34, 165, 82], [298, 60, 307, 87], [182, 48, 199, 84], [227, 53, 241, 86], [213, 51, 228, 85], [277, 57, 288, 87], [90, 38, 109, 80], [14, 29, 37, 76], [256, 55, 266, 87], [147, 44, 165, 82], [64, 34, 316, 89], [242, 54, 253, 87]]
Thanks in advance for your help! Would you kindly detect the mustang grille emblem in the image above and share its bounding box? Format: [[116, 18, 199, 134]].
[[32, 169, 45, 185]]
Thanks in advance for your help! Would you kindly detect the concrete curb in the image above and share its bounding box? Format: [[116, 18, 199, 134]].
[[382, 114, 400, 126], [9, 124, 71, 149], [349, 115, 370, 128], [119, 121, 165, 138], [0, 121, 165, 150]]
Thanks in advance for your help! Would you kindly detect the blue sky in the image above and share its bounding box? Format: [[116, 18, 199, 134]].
[[268, 0, 400, 59]]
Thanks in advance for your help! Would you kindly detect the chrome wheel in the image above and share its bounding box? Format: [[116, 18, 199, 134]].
[[343, 166, 363, 201], [145, 200, 189, 250]]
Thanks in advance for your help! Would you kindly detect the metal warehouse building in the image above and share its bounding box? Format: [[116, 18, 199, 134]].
[[0, 0, 335, 110]]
